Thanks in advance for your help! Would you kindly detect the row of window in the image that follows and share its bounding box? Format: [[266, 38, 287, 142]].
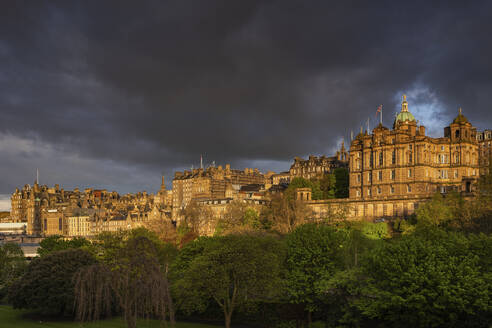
[[355, 184, 411, 197]]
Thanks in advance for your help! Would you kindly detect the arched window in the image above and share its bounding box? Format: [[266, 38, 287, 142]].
[[455, 130, 460, 138], [379, 152, 383, 166]]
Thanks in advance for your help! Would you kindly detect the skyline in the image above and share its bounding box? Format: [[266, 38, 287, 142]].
[[1, 1, 492, 197]]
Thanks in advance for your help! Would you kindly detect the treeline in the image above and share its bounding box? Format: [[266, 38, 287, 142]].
[[2, 221, 491, 328]]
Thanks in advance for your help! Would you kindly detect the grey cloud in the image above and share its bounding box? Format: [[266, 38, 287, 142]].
[[0, 1, 491, 193]]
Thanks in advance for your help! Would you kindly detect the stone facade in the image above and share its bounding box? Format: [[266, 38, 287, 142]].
[[172, 164, 267, 221], [10, 177, 170, 236], [349, 97, 479, 201], [477, 129, 492, 174], [289, 142, 348, 180]]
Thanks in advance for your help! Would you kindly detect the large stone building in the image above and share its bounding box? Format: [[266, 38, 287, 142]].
[[477, 129, 492, 174], [349, 96, 479, 200], [172, 164, 267, 220], [10, 181, 168, 236], [289, 142, 348, 180]]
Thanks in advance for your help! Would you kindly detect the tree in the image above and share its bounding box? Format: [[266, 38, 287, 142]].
[[74, 234, 176, 328], [415, 193, 455, 228], [37, 235, 91, 257], [333, 168, 349, 198], [261, 193, 314, 234], [9, 248, 96, 316], [354, 232, 491, 327], [284, 223, 350, 327], [217, 201, 264, 234], [286, 177, 323, 200], [172, 234, 285, 328], [180, 200, 215, 236], [0, 243, 26, 300]]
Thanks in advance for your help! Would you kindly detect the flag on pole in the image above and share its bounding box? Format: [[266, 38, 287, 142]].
[[376, 104, 383, 124]]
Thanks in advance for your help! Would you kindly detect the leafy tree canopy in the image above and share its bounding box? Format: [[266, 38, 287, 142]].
[[9, 248, 96, 316]]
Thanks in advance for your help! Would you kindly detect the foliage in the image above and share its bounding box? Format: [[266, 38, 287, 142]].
[[261, 193, 314, 234], [333, 168, 349, 198], [172, 234, 286, 328], [285, 177, 323, 200], [180, 201, 215, 236], [9, 248, 96, 316], [0, 243, 26, 300], [216, 201, 265, 234], [74, 233, 176, 328], [284, 224, 349, 325], [353, 232, 492, 327], [37, 235, 91, 257], [360, 221, 390, 240]]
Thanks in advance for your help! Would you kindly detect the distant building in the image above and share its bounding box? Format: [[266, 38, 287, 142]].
[[289, 142, 348, 180], [477, 129, 492, 174], [172, 164, 267, 220]]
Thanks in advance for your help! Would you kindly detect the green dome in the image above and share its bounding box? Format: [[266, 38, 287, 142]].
[[395, 111, 416, 123], [452, 109, 468, 124]]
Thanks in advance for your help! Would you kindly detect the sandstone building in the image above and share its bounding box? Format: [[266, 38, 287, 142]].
[[349, 96, 479, 201], [289, 142, 348, 180], [477, 129, 492, 174], [172, 164, 267, 220]]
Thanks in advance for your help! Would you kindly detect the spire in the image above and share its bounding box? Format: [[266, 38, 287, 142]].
[[459, 107, 462, 115], [161, 175, 165, 187], [401, 94, 408, 112]]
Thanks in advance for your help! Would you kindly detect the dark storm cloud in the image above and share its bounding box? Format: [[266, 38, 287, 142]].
[[1, 0, 492, 194]]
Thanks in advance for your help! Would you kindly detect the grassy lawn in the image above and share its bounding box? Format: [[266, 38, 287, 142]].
[[0, 305, 220, 328]]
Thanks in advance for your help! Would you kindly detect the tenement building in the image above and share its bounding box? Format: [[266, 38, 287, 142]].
[[172, 164, 267, 220], [349, 95, 479, 200], [477, 129, 492, 174], [289, 142, 348, 180]]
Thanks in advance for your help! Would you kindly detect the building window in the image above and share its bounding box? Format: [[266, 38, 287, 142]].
[[378, 171, 383, 181], [368, 172, 372, 183], [392, 150, 396, 164], [391, 170, 395, 180], [357, 174, 361, 183], [370, 153, 373, 167], [408, 152, 412, 164], [454, 170, 458, 178], [409, 144, 413, 150], [407, 185, 412, 193], [408, 169, 412, 178], [390, 186, 394, 194], [455, 154, 459, 163], [441, 145, 445, 151], [379, 152, 383, 166], [377, 187, 382, 194], [356, 190, 360, 197], [367, 189, 372, 196]]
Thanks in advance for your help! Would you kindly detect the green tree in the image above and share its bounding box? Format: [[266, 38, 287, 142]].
[[9, 248, 96, 316], [285, 224, 348, 326], [0, 243, 26, 300], [37, 235, 91, 257], [286, 177, 323, 200], [172, 234, 285, 328], [354, 232, 491, 327], [333, 167, 349, 198]]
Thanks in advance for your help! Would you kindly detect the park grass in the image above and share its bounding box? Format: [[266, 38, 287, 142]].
[[0, 305, 220, 328]]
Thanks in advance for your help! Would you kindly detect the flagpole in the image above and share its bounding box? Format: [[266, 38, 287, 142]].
[[380, 105, 383, 125]]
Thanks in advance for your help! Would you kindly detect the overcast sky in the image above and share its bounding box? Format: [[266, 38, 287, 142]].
[[1, 1, 492, 205]]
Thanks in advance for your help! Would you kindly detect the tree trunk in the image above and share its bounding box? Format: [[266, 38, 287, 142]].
[[224, 310, 232, 328], [164, 263, 176, 326], [307, 311, 312, 327]]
